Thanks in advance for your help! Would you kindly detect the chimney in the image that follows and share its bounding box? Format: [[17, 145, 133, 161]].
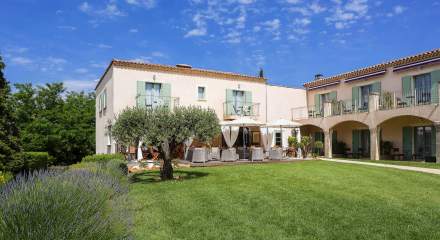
[[314, 74, 323, 80]]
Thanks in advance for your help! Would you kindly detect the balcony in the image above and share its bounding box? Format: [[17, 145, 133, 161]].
[[136, 95, 180, 109], [223, 101, 260, 119], [292, 88, 439, 121]]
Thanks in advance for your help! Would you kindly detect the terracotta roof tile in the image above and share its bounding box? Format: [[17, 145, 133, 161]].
[[96, 59, 266, 89], [304, 48, 440, 89]]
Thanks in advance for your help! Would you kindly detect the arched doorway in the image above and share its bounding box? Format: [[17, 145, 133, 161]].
[[330, 121, 370, 159], [300, 124, 325, 157], [378, 115, 436, 162]]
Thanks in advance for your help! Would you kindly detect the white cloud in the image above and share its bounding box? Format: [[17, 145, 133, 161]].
[[326, 0, 369, 29], [11, 57, 33, 65], [129, 28, 139, 33], [151, 51, 166, 58], [125, 0, 156, 9], [5, 47, 28, 54], [309, 2, 326, 14], [98, 43, 112, 49], [185, 28, 207, 37], [64, 79, 97, 92], [286, 0, 302, 4], [294, 18, 311, 26], [75, 68, 89, 74], [78, 1, 125, 18], [387, 5, 406, 17], [47, 57, 67, 65], [225, 31, 242, 44], [238, 0, 255, 4]]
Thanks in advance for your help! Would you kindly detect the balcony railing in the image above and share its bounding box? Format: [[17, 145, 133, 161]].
[[292, 88, 439, 121], [379, 88, 438, 110], [223, 101, 260, 118], [136, 95, 180, 109]]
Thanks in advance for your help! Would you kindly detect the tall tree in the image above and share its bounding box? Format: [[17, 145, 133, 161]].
[[0, 56, 21, 171]]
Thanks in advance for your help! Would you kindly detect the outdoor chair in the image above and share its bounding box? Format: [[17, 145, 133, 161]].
[[221, 148, 239, 162], [269, 147, 283, 160], [192, 148, 208, 163], [250, 147, 264, 161], [209, 147, 220, 160]]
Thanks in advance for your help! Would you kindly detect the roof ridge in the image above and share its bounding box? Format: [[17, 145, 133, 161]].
[[111, 59, 264, 80], [304, 48, 440, 88]]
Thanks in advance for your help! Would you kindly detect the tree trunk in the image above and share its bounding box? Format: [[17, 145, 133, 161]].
[[160, 140, 174, 180]]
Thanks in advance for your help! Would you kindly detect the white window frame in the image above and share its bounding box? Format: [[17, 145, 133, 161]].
[[103, 89, 107, 110], [197, 85, 206, 101]]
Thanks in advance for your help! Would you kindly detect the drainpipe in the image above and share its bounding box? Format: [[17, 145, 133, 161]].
[[265, 82, 268, 123]]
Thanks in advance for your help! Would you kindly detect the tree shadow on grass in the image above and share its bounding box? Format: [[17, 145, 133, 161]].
[[130, 170, 209, 184]]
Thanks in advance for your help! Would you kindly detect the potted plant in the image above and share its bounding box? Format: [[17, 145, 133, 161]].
[[380, 141, 393, 160], [299, 136, 312, 159], [314, 140, 324, 157], [287, 136, 298, 157]]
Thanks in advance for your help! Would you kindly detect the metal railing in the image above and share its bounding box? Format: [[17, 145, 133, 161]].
[[223, 101, 260, 118], [136, 95, 180, 109], [379, 88, 438, 110], [291, 106, 322, 120], [331, 99, 368, 116]]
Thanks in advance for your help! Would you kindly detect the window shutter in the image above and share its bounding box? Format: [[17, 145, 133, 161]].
[[314, 94, 321, 114], [329, 91, 337, 101], [244, 91, 253, 115], [372, 81, 381, 93], [103, 89, 107, 109], [136, 81, 146, 107], [160, 83, 172, 108], [402, 127, 413, 160], [225, 89, 234, 115], [431, 126, 436, 158], [98, 94, 102, 112], [352, 86, 360, 109], [402, 76, 413, 105], [352, 130, 360, 154], [430, 70, 440, 104]]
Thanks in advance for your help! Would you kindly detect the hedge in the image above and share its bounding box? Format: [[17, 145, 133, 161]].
[[0, 159, 131, 240], [81, 153, 125, 163]]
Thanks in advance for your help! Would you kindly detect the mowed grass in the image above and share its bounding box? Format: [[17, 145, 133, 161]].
[[129, 161, 440, 240], [356, 159, 440, 169]]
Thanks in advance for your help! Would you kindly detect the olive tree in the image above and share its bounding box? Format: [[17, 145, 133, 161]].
[[112, 106, 220, 180], [111, 107, 150, 159], [145, 106, 220, 180]]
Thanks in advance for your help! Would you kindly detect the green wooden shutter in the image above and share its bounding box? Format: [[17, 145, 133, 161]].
[[244, 91, 253, 115], [160, 83, 171, 108], [352, 86, 360, 109], [136, 81, 146, 107], [402, 76, 413, 105], [372, 81, 381, 93], [352, 130, 360, 154], [98, 94, 102, 112], [314, 94, 321, 115], [431, 125, 436, 158], [226, 89, 234, 115], [103, 89, 107, 109], [430, 70, 440, 104], [402, 127, 413, 160], [329, 91, 337, 101]]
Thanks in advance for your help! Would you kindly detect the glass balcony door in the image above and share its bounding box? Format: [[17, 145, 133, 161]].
[[146, 83, 162, 108], [233, 90, 244, 115], [414, 73, 431, 104], [414, 126, 433, 159], [360, 85, 372, 110]]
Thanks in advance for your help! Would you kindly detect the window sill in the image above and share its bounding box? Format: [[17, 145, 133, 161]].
[[197, 99, 207, 102]]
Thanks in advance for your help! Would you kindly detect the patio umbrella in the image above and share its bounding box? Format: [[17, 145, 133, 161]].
[[222, 117, 265, 161]]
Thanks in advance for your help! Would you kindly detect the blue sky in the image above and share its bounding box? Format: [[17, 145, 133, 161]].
[[1, 0, 439, 91]]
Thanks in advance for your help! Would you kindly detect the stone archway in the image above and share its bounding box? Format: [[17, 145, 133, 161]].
[[377, 115, 437, 162], [300, 124, 325, 157], [329, 120, 371, 159]]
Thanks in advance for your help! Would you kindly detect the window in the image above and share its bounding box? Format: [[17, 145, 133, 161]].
[[103, 89, 107, 110], [414, 73, 431, 104], [198, 86, 206, 100], [232, 90, 245, 114], [98, 94, 102, 113], [275, 132, 282, 147], [145, 83, 162, 108], [414, 126, 433, 159], [360, 85, 372, 109]]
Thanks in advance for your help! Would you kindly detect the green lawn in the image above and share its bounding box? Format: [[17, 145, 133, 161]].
[[129, 161, 440, 240], [353, 159, 440, 169]]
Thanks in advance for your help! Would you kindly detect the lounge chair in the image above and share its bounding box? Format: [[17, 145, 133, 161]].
[[250, 147, 264, 161]]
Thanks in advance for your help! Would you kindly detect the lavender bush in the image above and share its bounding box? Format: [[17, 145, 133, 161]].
[[0, 160, 131, 240]]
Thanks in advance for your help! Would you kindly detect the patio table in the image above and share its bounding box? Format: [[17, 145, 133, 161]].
[[250, 147, 264, 161], [192, 148, 208, 163], [269, 148, 283, 160]]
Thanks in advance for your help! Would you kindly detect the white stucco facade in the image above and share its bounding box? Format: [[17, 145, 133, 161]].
[[95, 61, 306, 154]]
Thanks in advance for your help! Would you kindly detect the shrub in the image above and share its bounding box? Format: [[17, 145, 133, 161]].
[[82, 153, 125, 163], [8, 152, 55, 172], [0, 164, 131, 239], [0, 171, 13, 185]]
